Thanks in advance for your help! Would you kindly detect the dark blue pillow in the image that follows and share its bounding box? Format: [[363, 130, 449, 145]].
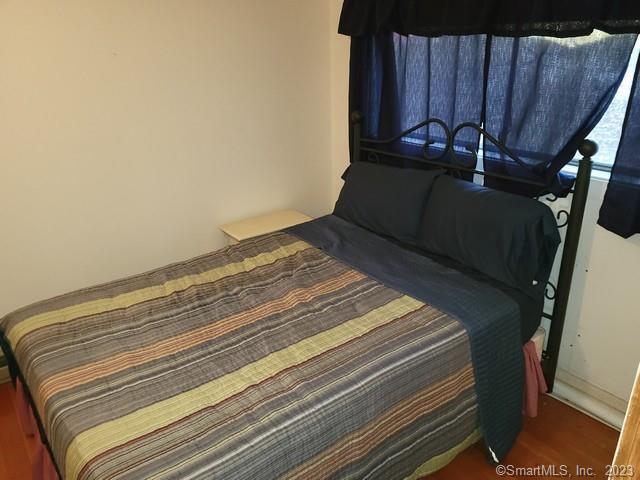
[[334, 162, 444, 244], [418, 175, 561, 298]]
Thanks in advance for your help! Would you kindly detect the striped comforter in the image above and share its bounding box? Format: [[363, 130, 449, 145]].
[[1, 232, 480, 480]]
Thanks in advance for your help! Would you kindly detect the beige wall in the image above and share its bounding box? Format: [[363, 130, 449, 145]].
[[0, 0, 333, 316]]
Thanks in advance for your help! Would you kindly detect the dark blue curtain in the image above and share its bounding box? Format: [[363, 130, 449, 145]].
[[483, 33, 637, 195], [392, 35, 486, 149], [350, 33, 486, 173], [598, 52, 640, 238], [349, 31, 637, 196], [349, 33, 400, 142]]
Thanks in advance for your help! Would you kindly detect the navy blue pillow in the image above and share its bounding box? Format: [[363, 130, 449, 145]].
[[334, 162, 444, 244], [418, 175, 561, 298]]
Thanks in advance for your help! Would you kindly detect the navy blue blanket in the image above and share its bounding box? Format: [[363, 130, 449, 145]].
[[287, 215, 524, 462]]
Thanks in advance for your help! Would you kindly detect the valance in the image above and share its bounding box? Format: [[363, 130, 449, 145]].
[[339, 0, 640, 38]]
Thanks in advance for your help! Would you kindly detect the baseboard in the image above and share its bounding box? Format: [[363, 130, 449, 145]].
[[556, 368, 628, 413], [551, 380, 626, 430], [0, 366, 9, 385]]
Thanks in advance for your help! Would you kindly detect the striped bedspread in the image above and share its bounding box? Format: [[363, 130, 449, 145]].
[[1, 232, 480, 480]]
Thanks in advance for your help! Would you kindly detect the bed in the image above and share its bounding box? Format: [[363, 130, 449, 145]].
[[0, 114, 595, 480]]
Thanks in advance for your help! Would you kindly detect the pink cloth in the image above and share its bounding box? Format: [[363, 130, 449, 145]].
[[522, 340, 548, 417], [14, 379, 60, 480]]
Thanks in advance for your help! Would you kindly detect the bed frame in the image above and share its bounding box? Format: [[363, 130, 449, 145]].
[[0, 115, 593, 477], [350, 111, 596, 392]]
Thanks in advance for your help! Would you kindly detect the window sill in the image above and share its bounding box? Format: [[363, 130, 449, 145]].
[[563, 160, 611, 182], [562, 161, 611, 182]]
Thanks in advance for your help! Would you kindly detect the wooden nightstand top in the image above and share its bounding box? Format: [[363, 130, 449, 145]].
[[220, 209, 313, 243]]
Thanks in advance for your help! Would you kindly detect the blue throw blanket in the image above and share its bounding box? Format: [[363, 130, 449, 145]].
[[288, 214, 524, 462]]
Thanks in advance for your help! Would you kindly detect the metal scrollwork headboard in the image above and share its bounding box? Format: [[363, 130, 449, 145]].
[[350, 111, 596, 392]]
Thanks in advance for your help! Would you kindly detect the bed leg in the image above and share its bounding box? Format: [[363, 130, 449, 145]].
[[543, 141, 595, 392]]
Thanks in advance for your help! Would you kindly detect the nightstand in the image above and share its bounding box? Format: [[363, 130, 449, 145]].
[[219, 209, 313, 245]]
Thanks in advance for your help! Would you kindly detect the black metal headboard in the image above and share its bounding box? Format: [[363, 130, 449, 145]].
[[350, 111, 596, 392]]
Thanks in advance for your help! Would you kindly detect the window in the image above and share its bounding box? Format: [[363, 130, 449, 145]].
[[575, 38, 640, 173], [398, 34, 639, 178]]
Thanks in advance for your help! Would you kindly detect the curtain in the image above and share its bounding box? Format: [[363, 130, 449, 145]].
[[483, 33, 638, 195], [349, 33, 400, 142], [351, 34, 487, 142], [393, 35, 487, 150], [598, 53, 640, 238], [349, 31, 637, 196], [350, 34, 486, 173], [340, 0, 640, 38]]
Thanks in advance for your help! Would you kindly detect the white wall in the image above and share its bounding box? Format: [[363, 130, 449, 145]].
[[0, 0, 333, 316], [553, 180, 640, 405], [327, 3, 640, 410]]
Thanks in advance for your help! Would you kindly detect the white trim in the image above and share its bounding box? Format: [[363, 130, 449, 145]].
[[551, 380, 625, 430], [556, 368, 628, 413]]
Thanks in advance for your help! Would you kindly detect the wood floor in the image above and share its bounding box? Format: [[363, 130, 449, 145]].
[[427, 395, 620, 479], [0, 382, 619, 480], [0, 383, 39, 479]]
